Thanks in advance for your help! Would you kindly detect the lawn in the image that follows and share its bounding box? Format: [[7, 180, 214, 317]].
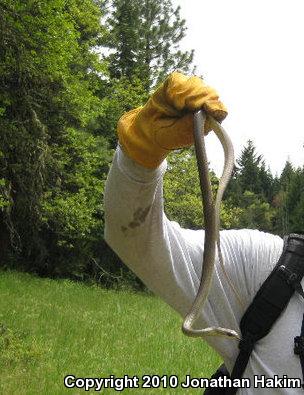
[[0, 271, 221, 394]]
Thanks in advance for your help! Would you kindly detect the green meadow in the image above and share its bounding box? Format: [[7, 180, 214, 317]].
[[0, 271, 221, 394]]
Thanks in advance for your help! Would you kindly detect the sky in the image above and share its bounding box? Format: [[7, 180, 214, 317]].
[[172, 0, 304, 176]]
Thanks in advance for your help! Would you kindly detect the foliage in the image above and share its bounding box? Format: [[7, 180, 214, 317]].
[[0, 0, 111, 274], [0, 151, 10, 210], [223, 140, 278, 232], [285, 167, 304, 233], [104, 0, 195, 91], [96, 76, 149, 147], [164, 149, 203, 229], [272, 160, 295, 235], [226, 140, 274, 205], [1, 0, 304, 287], [164, 149, 243, 230], [39, 129, 112, 278], [233, 191, 275, 231]]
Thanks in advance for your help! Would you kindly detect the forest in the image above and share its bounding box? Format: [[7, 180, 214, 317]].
[[1, 0, 303, 289]]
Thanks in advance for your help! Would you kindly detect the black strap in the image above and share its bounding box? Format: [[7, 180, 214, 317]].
[[294, 312, 304, 385], [227, 234, 304, 395], [203, 364, 230, 395], [225, 335, 256, 395]]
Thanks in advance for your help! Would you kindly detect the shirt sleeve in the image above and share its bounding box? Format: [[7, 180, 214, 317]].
[[104, 146, 200, 316], [104, 146, 283, 367]]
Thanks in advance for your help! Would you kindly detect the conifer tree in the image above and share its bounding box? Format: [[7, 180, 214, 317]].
[[236, 140, 264, 196], [285, 167, 304, 233], [226, 140, 273, 205], [280, 160, 294, 191], [272, 160, 295, 235], [0, 0, 109, 272], [105, 0, 195, 91], [235, 140, 274, 201]]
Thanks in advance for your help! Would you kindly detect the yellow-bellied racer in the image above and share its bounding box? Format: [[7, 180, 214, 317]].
[[182, 110, 241, 341]]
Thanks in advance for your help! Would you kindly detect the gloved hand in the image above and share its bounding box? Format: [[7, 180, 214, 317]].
[[118, 71, 227, 169]]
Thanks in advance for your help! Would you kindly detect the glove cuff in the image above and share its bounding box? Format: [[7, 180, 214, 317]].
[[117, 108, 170, 169]]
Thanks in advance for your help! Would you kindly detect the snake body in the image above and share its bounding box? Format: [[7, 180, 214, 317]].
[[182, 110, 240, 341]]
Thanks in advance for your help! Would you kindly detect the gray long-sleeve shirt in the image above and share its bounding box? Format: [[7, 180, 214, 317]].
[[104, 146, 303, 394]]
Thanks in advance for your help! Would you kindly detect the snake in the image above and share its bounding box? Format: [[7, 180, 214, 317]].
[[181, 110, 241, 341]]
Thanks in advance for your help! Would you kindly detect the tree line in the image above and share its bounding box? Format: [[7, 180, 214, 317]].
[[0, 0, 303, 288], [164, 142, 304, 237]]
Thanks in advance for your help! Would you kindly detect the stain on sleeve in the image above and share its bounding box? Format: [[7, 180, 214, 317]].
[[121, 205, 152, 235]]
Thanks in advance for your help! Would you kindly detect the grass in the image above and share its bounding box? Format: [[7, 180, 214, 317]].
[[0, 271, 222, 394]]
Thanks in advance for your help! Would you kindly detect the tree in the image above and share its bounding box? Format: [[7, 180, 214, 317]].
[[40, 129, 112, 278], [237, 140, 269, 197], [235, 191, 275, 231], [272, 160, 295, 234], [258, 162, 274, 203], [0, 0, 198, 288], [163, 149, 242, 230], [0, 0, 111, 272], [163, 149, 204, 229], [280, 160, 294, 191], [285, 167, 304, 233], [226, 140, 274, 205], [105, 0, 195, 91], [223, 140, 277, 231], [96, 76, 149, 147]]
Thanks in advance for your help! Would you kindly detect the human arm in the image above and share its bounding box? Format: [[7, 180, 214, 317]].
[[105, 71, 228, 315], [103, 72, 284, 367]]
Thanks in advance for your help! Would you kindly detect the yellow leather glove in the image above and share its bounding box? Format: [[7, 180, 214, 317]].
[[118, 71, 227, 169]]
